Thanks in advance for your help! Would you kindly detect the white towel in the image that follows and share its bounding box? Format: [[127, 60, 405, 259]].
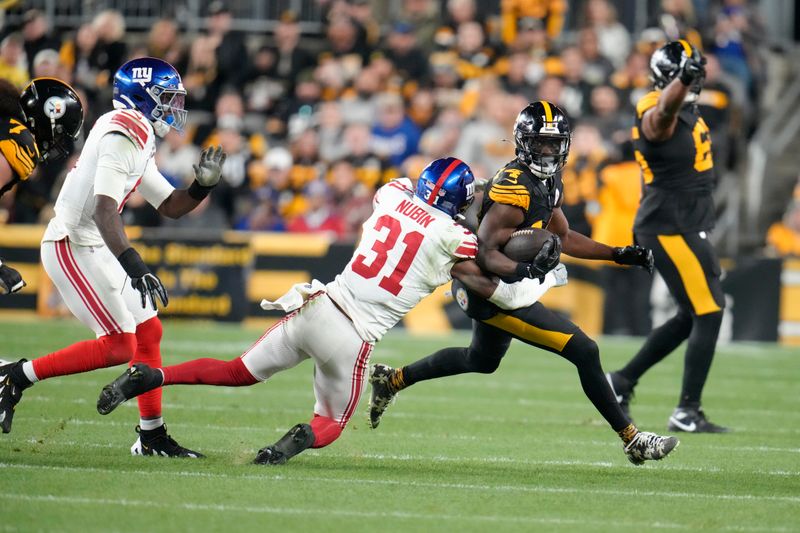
[[260, 279, 327, 313]]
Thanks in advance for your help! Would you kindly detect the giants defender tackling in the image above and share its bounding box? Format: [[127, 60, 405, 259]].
[[0, 58, 226, 457], [97, 157, 564, 465], [369, 101, 679, 464]]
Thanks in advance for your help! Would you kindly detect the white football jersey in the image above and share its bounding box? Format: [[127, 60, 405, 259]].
[[43, 108, 174, 246], [326, 178, 478, 342]]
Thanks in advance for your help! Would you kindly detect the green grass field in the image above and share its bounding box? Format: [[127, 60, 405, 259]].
[[1, 318, 798, 532]]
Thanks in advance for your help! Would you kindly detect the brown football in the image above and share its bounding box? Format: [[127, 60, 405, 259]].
[[501, 228, 553, 262]]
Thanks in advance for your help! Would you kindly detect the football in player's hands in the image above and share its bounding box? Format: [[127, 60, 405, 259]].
[[502, 228, 554, 262], [612, 245, 654, 273], [193, 146, 227, 187]]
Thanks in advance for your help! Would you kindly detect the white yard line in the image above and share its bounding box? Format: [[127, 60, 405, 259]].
[[1, 463, 798, 506], [10, 437, 800, 478]]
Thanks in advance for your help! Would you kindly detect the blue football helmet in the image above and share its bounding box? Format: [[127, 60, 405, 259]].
[[112, 57, 187, 137], [415, 157, 475, 217]]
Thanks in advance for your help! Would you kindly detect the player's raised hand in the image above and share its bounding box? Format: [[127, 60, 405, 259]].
[[193, 146, 227, 187], [117, 247, 169, 310], [0, 259, 25, 295], [680, 54, 706, 86], [612, 245, 654, 273]]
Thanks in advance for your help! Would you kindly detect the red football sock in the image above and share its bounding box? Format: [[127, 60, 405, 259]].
[[32, 333, 136, 380], [309, 414, 342, 448], [161, 357, 259, 386], [133, 317, 163, 419]]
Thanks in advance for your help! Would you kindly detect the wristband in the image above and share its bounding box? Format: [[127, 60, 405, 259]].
[[117, 247, 149, 278], [514, 262, 533, 279], [187, 180, 215, 201]]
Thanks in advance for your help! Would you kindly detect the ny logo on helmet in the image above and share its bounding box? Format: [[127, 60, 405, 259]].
[[131, 67, 153, 84]]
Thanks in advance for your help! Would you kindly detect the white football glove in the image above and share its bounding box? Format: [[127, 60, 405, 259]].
[[193, 146, 227, 187]]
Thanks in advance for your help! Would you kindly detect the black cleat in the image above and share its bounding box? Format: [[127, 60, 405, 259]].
[[131, 425, 204, 458], [368, 363, 398, 429], [624, 431, 680, 465], [254, 423, 315, 465], [668, 406, 729, 433], [0, 359, 30, 434], [97, 363, 164, 415], [606, 371, 635, 421]]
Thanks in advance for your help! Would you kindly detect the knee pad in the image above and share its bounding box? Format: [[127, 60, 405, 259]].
[[562, 333, 600, 368], [136, 317, 163, 345], [100, 333, 137, 366]]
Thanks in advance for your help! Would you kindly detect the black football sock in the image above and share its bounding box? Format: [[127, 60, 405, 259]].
[[618, 311, 693, 383], [556, 333, 631, 431], [401, 347, 471, 388], [679, 311, 723, 407]]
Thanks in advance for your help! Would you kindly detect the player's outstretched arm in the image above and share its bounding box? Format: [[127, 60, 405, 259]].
[[157, 146, 227, 219], [451, 260, 567, 310], [642, 55, 705, 142], [548, 207, 654, 272]]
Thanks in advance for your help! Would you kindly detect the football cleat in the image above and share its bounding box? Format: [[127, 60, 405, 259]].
[[368, 363, 398, 429], [131, 425, 204, 458], [0, 359, 29, 434], [97, 363, 164, 415], [624, 431, 679, 465], [606, 371, 635, 421], [253, 423, 315, 465], [668, 406, 729, 433]]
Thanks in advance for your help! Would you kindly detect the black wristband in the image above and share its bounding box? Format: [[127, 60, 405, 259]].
[[187, 180, 215, 201], [514, 262, 532, 279], [117, 247, 149, 278]]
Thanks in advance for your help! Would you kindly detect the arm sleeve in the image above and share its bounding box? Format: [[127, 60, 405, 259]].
[[138, 159, 175, 209], [93, 133, 138, 205], [453, 229, 479, 259]]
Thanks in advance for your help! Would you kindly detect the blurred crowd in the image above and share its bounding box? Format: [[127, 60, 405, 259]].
[[0, 0, 781, 245]]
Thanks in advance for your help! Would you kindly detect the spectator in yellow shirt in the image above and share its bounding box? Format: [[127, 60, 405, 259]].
[[0, 34, 30, 89]]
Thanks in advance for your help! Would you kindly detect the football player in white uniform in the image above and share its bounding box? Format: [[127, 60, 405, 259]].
[[0, 58, 226, 458], [96, 157, 564, 464]]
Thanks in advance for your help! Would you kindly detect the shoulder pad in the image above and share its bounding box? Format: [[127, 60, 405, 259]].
[[488, 164, 531, 211], [636, 91, 661, 119], [0, 118, 39, 180], [106, 110, 152, 150]]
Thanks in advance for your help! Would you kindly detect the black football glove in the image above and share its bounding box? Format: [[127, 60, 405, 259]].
[[515, 234, 563, 280], [679, 55, 706, 86], [117, 248, 169, 311], [612, 245, 654, 274], [0, 259, 25, 295]]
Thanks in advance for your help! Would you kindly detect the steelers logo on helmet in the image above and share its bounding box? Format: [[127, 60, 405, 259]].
[[455, 286, 469, 311], [513, 101, 571, 180], [44, 96, 67, 119]]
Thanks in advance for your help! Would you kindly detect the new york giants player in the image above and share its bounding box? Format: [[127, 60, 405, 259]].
[[96, 157, 564, 464], [0, 58, 226, 457]]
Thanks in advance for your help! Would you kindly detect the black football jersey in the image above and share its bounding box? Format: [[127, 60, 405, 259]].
[[479, 159, 563, 230], [632, 91, 715, 234], [0, 117, 38, 181]]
